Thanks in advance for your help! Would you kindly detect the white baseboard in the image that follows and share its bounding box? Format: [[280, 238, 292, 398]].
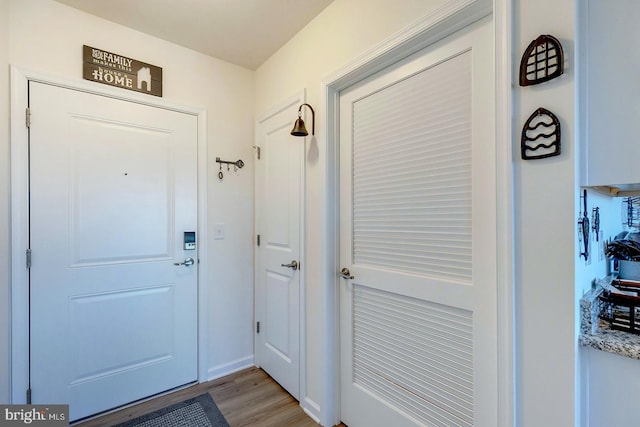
[[301, 397, 321, 425], [206, 355, 255, 381]]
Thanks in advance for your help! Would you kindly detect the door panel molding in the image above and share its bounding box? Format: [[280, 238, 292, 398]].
[[9, 65, 209, 404]]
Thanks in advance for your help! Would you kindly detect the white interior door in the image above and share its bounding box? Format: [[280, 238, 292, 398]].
[[29, 81, 198, 421], [254, 95, 304, 399], [339, 17, 497, 427]]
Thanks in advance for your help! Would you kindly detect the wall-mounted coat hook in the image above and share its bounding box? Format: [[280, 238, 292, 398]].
[[215, 157, 244, 181]]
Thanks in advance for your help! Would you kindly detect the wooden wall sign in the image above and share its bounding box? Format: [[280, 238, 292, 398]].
[[83, 45, 162, 97]]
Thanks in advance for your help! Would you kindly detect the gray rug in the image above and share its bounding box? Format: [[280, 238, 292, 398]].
[[113, 394, 229, 427]]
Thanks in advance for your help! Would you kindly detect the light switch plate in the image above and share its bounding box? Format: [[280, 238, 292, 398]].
[[214, 223, 225, 240]]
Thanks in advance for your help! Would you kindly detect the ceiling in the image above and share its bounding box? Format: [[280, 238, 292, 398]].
[[54, 0, 335, 70]]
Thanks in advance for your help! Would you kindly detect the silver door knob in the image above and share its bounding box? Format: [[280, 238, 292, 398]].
[[281, 260, 299, 270], [174, 257, 195, 267], [338, 267, 354, 279]]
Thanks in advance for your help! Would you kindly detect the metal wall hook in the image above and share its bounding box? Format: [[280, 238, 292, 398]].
[[216, 157, 244, 181]]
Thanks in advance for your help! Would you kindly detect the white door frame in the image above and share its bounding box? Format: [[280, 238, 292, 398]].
[[253, 89, 307, 403], [9, 65, 209, 404], [318, 0, 514, 425]]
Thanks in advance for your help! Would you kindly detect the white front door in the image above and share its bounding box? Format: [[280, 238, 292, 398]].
[[339, 17, 497, 427], [254, 95, 304, 399], [29, 81, 198, 421]]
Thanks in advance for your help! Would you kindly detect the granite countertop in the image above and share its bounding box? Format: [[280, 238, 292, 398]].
[[579, 286, 640, 359]]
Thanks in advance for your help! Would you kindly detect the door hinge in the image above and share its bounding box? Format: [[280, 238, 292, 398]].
[[256, 321, 260, 334], [26, 388, 32, 404], [25, 108, 31, 128], [257, 234, 260, 247], [26, 248, 32, 269]]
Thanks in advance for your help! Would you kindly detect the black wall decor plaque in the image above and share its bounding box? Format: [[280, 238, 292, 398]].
[[521, 107, 561, 160], [519, 35, 564, 86], [83, 45, 162, 97]]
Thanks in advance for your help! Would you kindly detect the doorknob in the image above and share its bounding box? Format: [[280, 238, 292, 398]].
[[338, 267, 354, 279], [281, 260, 299, 270], [174, 257, 195, 267]]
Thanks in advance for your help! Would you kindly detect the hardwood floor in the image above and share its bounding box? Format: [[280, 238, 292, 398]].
[[73, 367, 346, 427]]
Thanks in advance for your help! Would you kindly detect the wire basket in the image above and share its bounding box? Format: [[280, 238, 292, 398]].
[[599, 279, 640, 334]]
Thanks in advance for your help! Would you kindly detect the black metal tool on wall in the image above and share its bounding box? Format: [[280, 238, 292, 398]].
[[578, 189, 590, 261], [592, 207, 600, 242]]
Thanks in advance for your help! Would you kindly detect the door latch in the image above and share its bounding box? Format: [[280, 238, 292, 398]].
[[281, 260, 299, 270], [174, 257, 195, 267], [338, 267, 354, 279], [338, 267, 355, 279]]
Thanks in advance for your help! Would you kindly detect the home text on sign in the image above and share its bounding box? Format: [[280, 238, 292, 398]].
[[82, 45, 163, 97]]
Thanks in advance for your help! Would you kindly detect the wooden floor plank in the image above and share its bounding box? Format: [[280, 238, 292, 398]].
[[73, 367, 345, 427]]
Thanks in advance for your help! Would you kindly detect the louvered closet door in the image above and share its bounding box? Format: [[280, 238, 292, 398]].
[[339, 17, 496, 427]]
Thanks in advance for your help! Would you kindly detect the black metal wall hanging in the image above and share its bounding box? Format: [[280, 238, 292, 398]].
[[521, 107, 561, 160], [519, 35, 564, 86], [216, 157, 244, 180], [578, 189, 590, 261], [592, 207, 600, 243]]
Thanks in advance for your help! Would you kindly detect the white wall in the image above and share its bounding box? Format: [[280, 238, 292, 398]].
[[255, 0, 452, 422], [2, 0, 256, 398], [513, 0, 579, 425], [0, 0, 11, 404], [255, 0, 448, 113]]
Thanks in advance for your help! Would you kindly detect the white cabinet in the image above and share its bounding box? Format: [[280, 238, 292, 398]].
[[582, 0, 640, 193], [584, 348, 640, 425]]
